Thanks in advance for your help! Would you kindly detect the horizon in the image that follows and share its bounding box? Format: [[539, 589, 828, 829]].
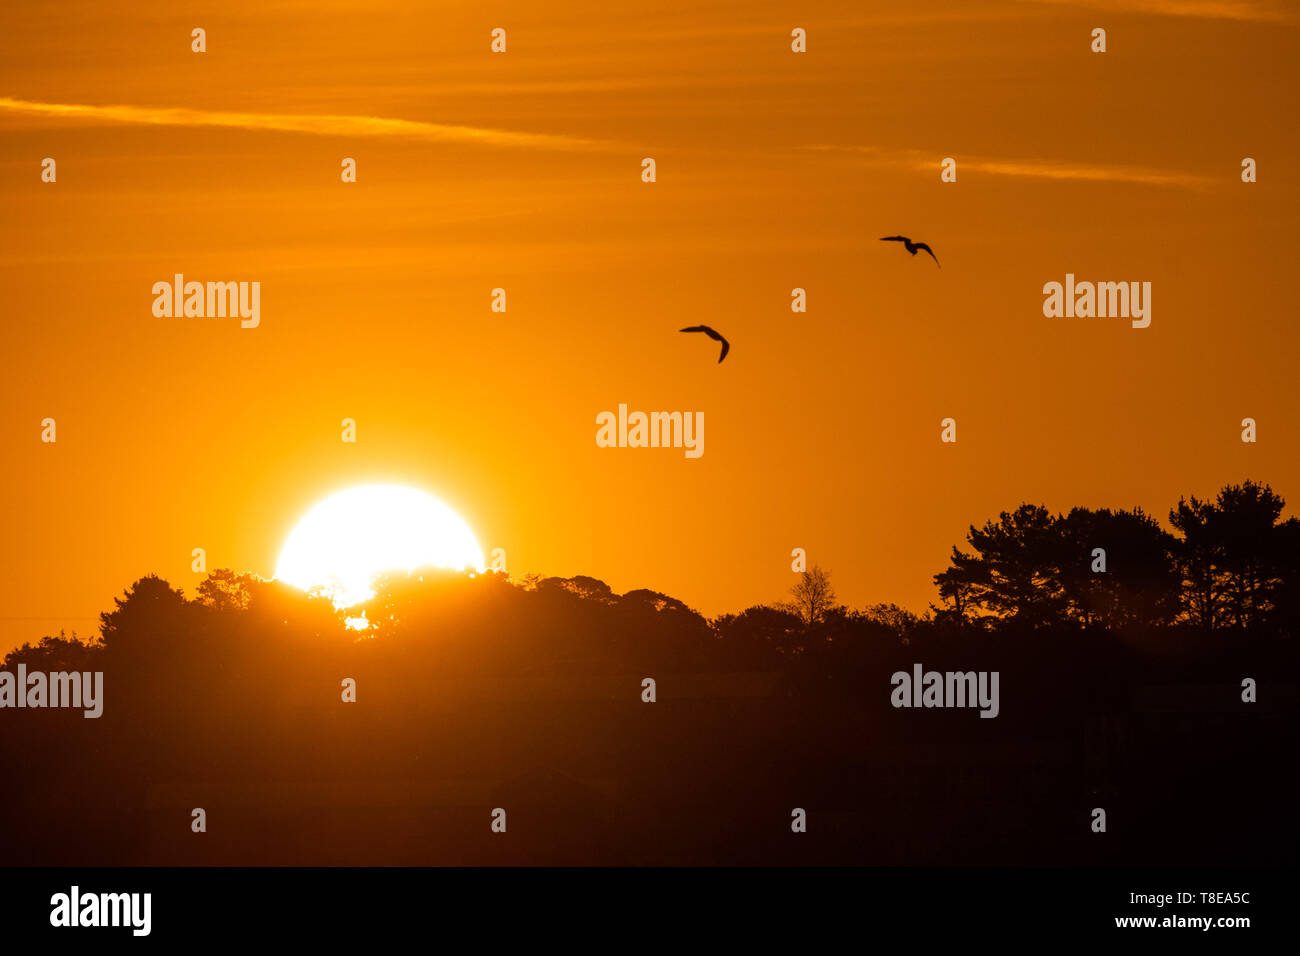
[[5, 474, 1290, 652]]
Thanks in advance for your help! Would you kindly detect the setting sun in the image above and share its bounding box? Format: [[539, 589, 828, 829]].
[[274, 484, 485, 609]]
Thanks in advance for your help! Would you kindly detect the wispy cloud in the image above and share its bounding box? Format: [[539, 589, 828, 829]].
[[805, 145, 1213, 189], [958, 157, 1212, 188], [0, 96, 596, 150], [1016, 0, 1293, 22]]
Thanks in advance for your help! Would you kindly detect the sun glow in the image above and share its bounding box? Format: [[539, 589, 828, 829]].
[[274, 484, 485, 610]]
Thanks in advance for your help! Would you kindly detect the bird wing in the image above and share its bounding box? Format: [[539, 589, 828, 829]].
[[879, 236, 908, 242], [915, 243, 940, 267], [682, 324, 727, 359]]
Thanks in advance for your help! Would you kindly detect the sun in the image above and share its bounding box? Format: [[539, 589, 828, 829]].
[[274, 484, 485, 610]]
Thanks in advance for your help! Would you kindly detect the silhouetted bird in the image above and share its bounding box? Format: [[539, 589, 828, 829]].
[[880, 235, 940, 268], [680, 325, 730, 363]]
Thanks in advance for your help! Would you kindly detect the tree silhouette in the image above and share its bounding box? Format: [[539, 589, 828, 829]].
[[97, 574, 195, 661], [2, 630, 99, 671], [935, 504, 1186, 632], [786, 563, 837, 626], [932, 565, 978, 629], [712, 604, 802, 660], [196, 568, 256, 612], [861, 602, 919, 637], [1055, 506, 1180, 631], [936, 504, 1065, 627], [1169, 481, 1296, 632]]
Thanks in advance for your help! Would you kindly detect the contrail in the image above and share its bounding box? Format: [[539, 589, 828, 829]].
[[1017, 0, 1290, 22], [955, 157, 1213, 188], [0, 96, 596, 150], [803, 145, 1212, 189]]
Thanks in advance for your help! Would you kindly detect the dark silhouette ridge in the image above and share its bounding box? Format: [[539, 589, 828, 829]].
[[880, 235, 940, 267], [679, 324, 730, 363], [0, 480, 1295, 866]]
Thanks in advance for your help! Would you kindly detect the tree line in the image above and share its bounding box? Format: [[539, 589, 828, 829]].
[[3, 479, 1294, 682], [930, 480, 1297, 636]]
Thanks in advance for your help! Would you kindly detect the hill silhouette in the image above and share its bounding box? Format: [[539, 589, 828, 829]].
[[1, 480, 1295, 865]]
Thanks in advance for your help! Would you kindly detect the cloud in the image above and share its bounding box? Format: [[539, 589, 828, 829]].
[[957, 157, 1212, 188], [1015, 0, 1292, 21], [0, 96, 596, 150], [805, 145, 1212, 189]]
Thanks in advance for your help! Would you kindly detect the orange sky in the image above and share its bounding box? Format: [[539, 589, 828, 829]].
[[2, 0, 1297, 653]]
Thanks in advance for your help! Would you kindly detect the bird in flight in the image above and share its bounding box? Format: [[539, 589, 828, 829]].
[[680, 325, 730, 363], [880, 235, 940, 267]]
